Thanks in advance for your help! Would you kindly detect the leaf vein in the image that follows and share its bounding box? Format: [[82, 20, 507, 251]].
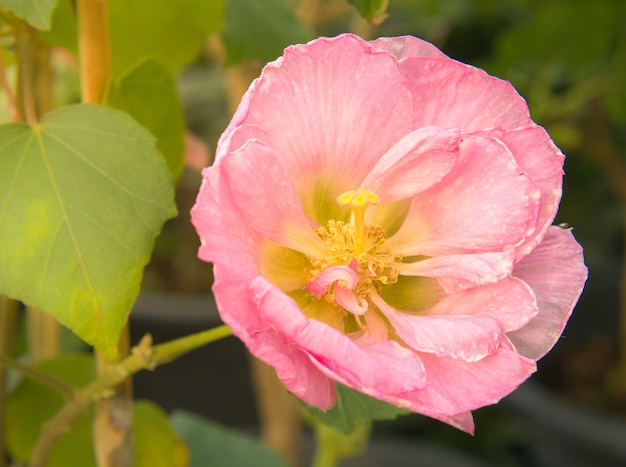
[[41, 130, 172, 212], [36, 132, 101, 322]]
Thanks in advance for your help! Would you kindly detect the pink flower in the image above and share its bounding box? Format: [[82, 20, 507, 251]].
[[191, 34, 587, 433]]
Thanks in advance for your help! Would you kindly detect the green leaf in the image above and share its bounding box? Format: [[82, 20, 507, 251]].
[[607, 20, 626, 126], [106, 59, 185, 180], [37, 0, 78, 53], [303, 384, 409, 434], [347, 0, 389, 23], [5, 354, 97, 465], [134, 401, 189, 467], [170, 411, 289, 467], [492, 2, 614, 76], [0, 104, 176, 359], [3, 0, 58, 30], [222, 0, 314, 66], [108, 0, 226, 76]]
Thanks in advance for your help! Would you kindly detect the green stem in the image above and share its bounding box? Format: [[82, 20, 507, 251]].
[[0, 41, 20, 122], [28, 324, 232, 467], [14, 19, 38, 125], [1, 297, 20, 467], [312, 443, 339, 467], [26, 307, 60, 362], [77, 0, 110, 104]]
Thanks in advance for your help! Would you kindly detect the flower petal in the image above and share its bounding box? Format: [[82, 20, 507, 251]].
[[244, 321, 337, 409], [371, 291, 503, 362], [191, 165, 260, 269], [250, 276, 426, 397], [384, 339, 536, 432], [426, 277, 539, 333], [370, 36, 448, 60], [206, 263, 335, 409], [305, 265, 368, 315], [334, 285, 368, 315], [400, 56, 531, 131], [509, 226, 588, 360], [220, 140, 325, 258], [389, 135, 541, 256], [397, 250, 515, 291], [256, 34, 415, 182], [306, 265, 358, 298], [218, 34, 415, 222], [360, 126, 461, 202], [478, 126, 565, 260]]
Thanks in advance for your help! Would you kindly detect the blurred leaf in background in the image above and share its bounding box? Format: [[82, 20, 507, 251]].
[[222, 0, 314, 66], [106, 59, 186, 181], [170, 411, 288, 467], [108, 0, 226, 76], [3, 0, 58, 30]]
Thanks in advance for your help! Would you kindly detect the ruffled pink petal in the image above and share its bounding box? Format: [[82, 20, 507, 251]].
[[426, 277, 539, 333], [307, 338, 427, 399], [220, 140, 325, 258], [306, 265, 368, 315], [242, 320, 336, 409], [399, 56, 531, 131], [250, 276, 426, 397], [371, 291, 503, 362], [334, 285, 368, 315], [306, 265, 358, 298], [439, 412, 475, 434], [220, 123, 269, 156], [352, 309, 389, 346], [384, 339, 536, 433], [223, 34, 414, 194], [388, 135, 541, 256], [360, 126, 461, 202], [397, 250, 515, 291], [191, 166, 260, 270], [478, 126, 565, 260], [509, 226, 587, 360], [370, 36, 448, 61]]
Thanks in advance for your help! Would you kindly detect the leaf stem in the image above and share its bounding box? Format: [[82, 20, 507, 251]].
[[77, 0, 111, 104], [0, 41, 21, 122], [14, 19, 38, 125], [93, 325, 133, 467], [28, 324, 233, 467], [26, 307, 60, 362], [311, 443, 339, 467], [0, 297, 21, 467]]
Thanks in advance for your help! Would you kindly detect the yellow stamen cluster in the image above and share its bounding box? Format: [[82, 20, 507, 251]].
[[307, 189, 401, 301]]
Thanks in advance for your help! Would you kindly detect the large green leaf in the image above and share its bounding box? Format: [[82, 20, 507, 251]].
[[303, 384, 409, 434], [134, 401, 189, 467], [0, 104, 176, 359], [106, 59, 185, 180], [108, 0, 226, 76], [3, 0, 58, 30], [5, 354, 97, 465], [347, 0, 389, 23], [222, 0, 314, 66], [170, 411, 288, 467]]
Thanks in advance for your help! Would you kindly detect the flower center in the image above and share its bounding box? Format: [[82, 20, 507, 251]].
[[306, 189, 402, 301]]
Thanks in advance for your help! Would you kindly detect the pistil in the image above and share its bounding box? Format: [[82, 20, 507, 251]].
[[336, 188, 380, 254]]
